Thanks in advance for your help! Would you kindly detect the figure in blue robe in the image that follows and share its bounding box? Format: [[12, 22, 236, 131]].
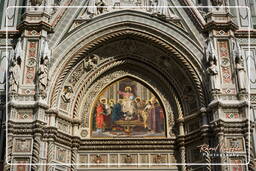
[[111, 102, 123, 123]]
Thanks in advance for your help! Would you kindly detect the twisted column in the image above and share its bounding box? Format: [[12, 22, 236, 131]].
[[245, 130, 255, 170], [204, 147, 211, 171], [47, 140, 55, 171], [179, 146, 186, 171], [32, 134, 41, 171], [200, 108, 211, 171], [71, 147, 78, 171], [217, 132, 226, 171]]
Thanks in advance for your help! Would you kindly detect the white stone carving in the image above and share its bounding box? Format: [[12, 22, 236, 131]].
[[61, 85, 73, 103], [81, 0, 178, 20], [38, 56, 49, 98], [206, 38, 220, 91], [232, 38, 246, 92], [9, 39, 23, 93]]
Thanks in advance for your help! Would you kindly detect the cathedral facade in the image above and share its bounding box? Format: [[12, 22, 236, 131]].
[[0, 0, 256, 170]]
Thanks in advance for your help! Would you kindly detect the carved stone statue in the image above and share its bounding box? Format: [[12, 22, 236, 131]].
[[37, 40, 51, 98], [151, 0, 178, 20], [211, 0, 226, 6], [206, 38, 220, 91], [84, 54, 99, 72], [38, 57, 49, 98], [9, 39, 22, 93], [233, 39, 246, 91], [96, 0, 107, 14], [207, 60, 219, 90], [30, 0, 44, 6], [83, 0, 98, 19], [9, 57, 21, 93], [61, 86, 73, 103], [81, 0, 178, 20]]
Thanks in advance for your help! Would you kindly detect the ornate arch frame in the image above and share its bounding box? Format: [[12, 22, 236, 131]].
[[47, 11, 208, 141], [48, 12, 207, 112]]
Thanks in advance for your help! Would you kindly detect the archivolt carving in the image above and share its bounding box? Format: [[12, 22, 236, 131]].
[[64, 54, 184, 115], [50, 29, 206, 110]]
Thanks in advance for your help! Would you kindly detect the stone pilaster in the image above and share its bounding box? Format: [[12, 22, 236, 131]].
[[177, 117, 186, 171], [200, 107, 211, 171]]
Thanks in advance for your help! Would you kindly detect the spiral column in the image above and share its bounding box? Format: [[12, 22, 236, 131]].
[[32, 134, 41, 171]]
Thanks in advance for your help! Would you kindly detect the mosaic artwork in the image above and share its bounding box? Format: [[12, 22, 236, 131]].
[[91, 78, 165, 138]]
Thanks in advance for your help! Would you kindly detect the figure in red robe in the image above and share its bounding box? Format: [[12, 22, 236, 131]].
[[96, 102, 105, 133]]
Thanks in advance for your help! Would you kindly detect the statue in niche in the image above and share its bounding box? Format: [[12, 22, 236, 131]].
[[83, 0, 97, 19], [30, 0, 44, 6], [81, 0, 178, 20], [38, 40, 51, 98], [211, 0, 227, 12], [206, 38, 220, 91], [38, 56, 49, 98], [9, 57, 21, 93], [96, 0, 107, 14], [9, 39, 22, 93], [61, 85, 73, 103], [151, 0, 177, 20], [84, 54, 99, 72], [232, 39, 246, 92], [211, 0, 226, 6]]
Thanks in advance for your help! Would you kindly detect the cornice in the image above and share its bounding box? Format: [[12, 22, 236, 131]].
[[204, 20, 239, 32], [8, 100, 49, 109], [17, 21, 53, 33], [235, 30, 256, 38], [207, 100, 248, 109]]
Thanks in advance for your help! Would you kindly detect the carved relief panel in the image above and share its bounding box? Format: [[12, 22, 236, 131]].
[[13, 138, 33, 154], [55, 146, 71, 163], [78, 153, 176, 169]]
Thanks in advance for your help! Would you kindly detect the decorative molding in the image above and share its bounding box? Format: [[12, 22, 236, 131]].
[[50, 29, 206, 112]]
